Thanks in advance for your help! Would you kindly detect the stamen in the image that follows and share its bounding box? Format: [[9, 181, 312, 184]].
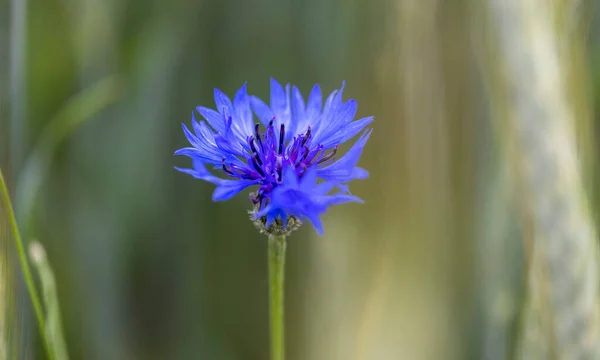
[[301, 126, 311, 146], [266, 121, 276, 146], [228, 165, 260, 180], [276, 156, 283, 182], [278, 124, 285, 155], [254, 123, 264, 151], [304, 144, 323, 164], [222, 159, 235, 176], [318, 145, 338, 164], [289, 137, 297, 155], [252, 154, 266, 177], [302, 145, 310, 160], [248, 136, 263, 165]]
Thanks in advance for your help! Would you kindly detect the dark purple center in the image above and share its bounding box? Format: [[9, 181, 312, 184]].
[[222, 119, 337, 205]]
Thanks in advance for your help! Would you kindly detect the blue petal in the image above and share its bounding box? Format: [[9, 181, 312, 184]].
[[288, 86, 305, 139], [324, 82, 345, 115], [212, 179, 259, 201], [250, 96, 274, 126], [174, 147, 199, 157], [306, 84, 322, 119], [269, 78, 292, 128], [192, 120, 239, 164], [314, 99, 357, 146], [214, 88, 234, 117], [264, 211, 276, 228], [282, 166, 299, 188], [334, 81, 346, 103], [299, 167, 317, 191], [233, 82, 254, 136], [289, 84, 322, 140], [319, 116, 373, 149], [291, 86, 306, 117], [319, 193, 363, 207], [314, 83, 343, 134], [174, 147, 219, 164], [174, 160, 220, 184], [351, 167, 369, 180], [314, 181, 337, 195], [181, 122, 202, 148], [196, 106, 226, 133], [304, 211, 324, 236], [335, 183, 350, 193], [174, 166, 213, 181], [214, 135, 246, 158], [191, 115, 215, 140], [318, 129, 372, 182], [270, 78, 287, 118], [320, 89, 339, 121], [178, 117, 227, 164], [254, 205, 270, 219]]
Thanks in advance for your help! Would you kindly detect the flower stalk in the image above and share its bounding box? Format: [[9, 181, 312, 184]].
[[268, 234, 286, 360]]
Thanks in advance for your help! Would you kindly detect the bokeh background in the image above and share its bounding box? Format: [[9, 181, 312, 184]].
[[2, 0, 600, 359]]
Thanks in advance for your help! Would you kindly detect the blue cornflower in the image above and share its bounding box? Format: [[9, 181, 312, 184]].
[[175, 79, 373, 235]]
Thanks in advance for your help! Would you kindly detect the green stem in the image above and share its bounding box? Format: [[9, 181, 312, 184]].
[[0, 171, 51, 359], [268, 234, 286, 360]]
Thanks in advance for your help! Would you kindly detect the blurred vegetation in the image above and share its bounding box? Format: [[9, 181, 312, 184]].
[[1, 0, 600, 359]]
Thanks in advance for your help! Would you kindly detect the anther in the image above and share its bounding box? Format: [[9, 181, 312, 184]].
[[302, 145, 310, 160], [304, 144, 323, 164], [301, 126, 311, 146], [319, 145, 338, 164], [254, 123, 264, 151], [248, 136, 263, 165], [222, 159, 235, 176], [278, 124, 285, 155], [252, 153, 266, 177]]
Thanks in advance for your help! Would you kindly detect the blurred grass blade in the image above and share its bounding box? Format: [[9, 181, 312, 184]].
[[487, 0, 600, 357], [15, 75, 122, 226], [0, 218, 8, 360], [29, 241, 69, 360], [0, 170, 51, 359], [9, 0, 28, 174]]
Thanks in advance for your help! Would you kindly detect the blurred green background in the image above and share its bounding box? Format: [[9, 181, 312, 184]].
[[2, 0, 600, 359]]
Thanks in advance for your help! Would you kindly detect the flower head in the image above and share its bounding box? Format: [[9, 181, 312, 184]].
[[175, 79, 373, 235]]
